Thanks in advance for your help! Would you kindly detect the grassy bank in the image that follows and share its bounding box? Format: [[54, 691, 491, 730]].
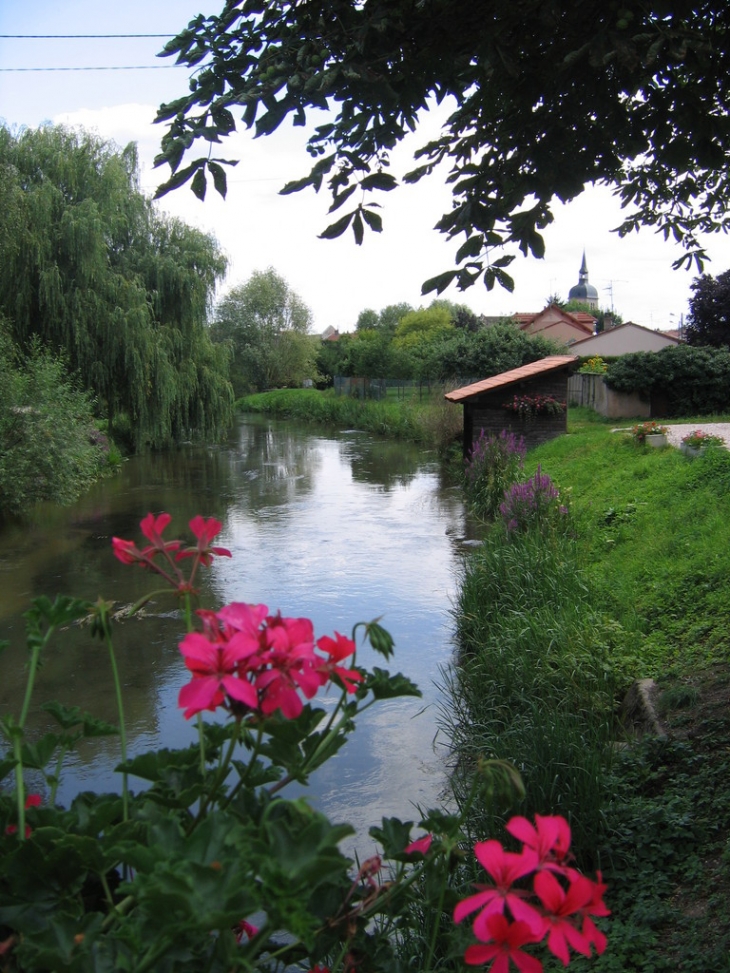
[[237, 387, 463, 454], [448, 408, 730, 971]]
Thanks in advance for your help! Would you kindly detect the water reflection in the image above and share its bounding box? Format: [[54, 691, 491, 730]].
[[0, 416, 466, 834]]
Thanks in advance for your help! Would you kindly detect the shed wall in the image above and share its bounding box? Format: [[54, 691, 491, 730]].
[[464, 372, 569, 454]]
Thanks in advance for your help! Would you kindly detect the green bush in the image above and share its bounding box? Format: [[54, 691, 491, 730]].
[[605, 344, 730, 415], [0, 329, 115, 517]]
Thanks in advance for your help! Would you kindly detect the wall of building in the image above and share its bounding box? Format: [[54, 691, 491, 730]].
[[572, 325, 679, 356]]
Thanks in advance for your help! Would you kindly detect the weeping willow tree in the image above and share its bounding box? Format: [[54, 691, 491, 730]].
[[0, 124, 233, 449]]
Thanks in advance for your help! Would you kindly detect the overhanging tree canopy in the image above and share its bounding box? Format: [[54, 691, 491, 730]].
[[155, 0, 730, 295]]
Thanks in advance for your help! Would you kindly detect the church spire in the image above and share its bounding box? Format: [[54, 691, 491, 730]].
[[568, 251, 598, 310]]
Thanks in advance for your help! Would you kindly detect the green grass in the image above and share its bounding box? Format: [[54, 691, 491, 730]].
[[530, 408, 730, 674], [444, 406, 730, 972]]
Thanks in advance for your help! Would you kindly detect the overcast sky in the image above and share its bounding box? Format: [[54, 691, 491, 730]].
[[2, 0, 729, 335]]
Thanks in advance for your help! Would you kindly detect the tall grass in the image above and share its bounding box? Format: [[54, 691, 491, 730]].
[[446, 526, 626, 868]]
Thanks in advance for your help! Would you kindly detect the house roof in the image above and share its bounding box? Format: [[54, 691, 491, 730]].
[[444, 355, 577, 402], [513, 304, 595, 334]]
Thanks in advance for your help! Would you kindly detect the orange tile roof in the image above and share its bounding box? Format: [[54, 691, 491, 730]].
[[444, 355, 577, 402]]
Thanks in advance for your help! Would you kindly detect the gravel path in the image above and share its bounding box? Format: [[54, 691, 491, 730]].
[[612, 422, 730, 448], [662, 423, 730, 448]]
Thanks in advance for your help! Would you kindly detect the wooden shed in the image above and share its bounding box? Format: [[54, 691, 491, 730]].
[[445, 355, 577, 456]]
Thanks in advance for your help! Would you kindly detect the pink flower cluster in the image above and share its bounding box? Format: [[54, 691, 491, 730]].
[[112, 512, 232, 591], [455, 814, 609, 973], [111, 514, 363, 721], [178, 604, 362, 720]]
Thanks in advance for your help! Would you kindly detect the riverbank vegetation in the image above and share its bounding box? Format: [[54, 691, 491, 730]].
[[447, 408, 730, 971], [239, 387, 464, 455], [0, 325, 121, 518], [0, 124, 233, 454]]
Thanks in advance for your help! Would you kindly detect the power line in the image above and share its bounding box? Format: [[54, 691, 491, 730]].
[[0, 33, 174, 39], [0, 65, 181, 72]]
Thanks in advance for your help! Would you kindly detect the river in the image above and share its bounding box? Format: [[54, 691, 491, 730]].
[[0, 416, 469, 842]]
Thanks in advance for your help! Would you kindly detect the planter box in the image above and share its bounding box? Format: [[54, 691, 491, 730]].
[[680, 443, 706, 459], [646, 434, 668, 448]]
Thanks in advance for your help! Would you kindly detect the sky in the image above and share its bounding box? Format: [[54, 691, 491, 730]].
[[2, 0, 729, 335]]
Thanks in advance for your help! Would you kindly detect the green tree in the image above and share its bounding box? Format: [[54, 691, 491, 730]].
[[0, 124, 232, 450], [392, 305, 454, 350], [155, 2, 728, 295], [686, 269, 730, 347], [211, 267, 317, 394], [420, 322, 563, 383]]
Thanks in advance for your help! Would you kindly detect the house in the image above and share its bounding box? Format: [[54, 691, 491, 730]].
[[445, 355, 577, 455], [321, 326, 341, 341], [571, 321, 682, 356], [513, 304, 596, 346]]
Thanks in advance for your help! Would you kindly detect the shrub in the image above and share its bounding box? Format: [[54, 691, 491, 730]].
[[464, 429, 526, 518], [605, 344, 730, 416], [0, 330, 115, 517]]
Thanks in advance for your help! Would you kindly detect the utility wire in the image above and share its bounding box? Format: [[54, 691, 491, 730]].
[[0, 34, 174, 39], [0, 65, 180, 72]]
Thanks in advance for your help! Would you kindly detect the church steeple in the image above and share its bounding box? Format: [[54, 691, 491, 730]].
[[568, 250, 599, 310]]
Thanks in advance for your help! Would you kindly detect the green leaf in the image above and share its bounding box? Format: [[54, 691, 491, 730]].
[[360, 172, 397, 191], [328, 184, 357, 213], [0, 756, 17, 782], [352, 210, 364, 245], [361, 208, 383, 232], [207, 161, 228, 198], [456, 235, 484, 263], [421, 270, 458, 295], [153, 159, 206, 198], [42, 702, 118, 737], [368, 816, 413, 856], [191, 168, 207, 200], [21, 733, 63, 770], [318, 211, 354, 239], [24, 595, 92, 632], [365, 668, 421, 700]]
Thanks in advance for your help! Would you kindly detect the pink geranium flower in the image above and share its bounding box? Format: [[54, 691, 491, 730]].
[[464, 914, 543, 973], [505, 814, 573, 872], [315, 632, 363, 692], [454, 841, 544, 938], [404, 834, 433, 856], [255, 613, 324, 718], [176, 515, 232, 567], [177, 612, 262, 719], [533, 870, 594, 965]]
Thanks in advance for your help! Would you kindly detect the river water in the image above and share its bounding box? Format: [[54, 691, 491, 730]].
[[0, 416, 468, 842]]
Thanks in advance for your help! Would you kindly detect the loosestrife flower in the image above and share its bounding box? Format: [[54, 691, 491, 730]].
[[455, 814, 609, 973]]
